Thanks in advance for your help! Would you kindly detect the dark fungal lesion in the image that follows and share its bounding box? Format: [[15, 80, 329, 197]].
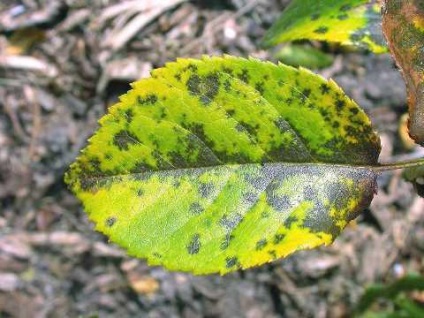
[[113, 130, 140, 151], [335, 98, 346, 112], [255, 82, 265, 95], [283, 215, 298, 228], [303, 201, 338, 236], [220, 233, 234, 250], [339, 4, 352, 12], [105, 216, 117, 227], [186, 72, 220, 105], [337, 13, 349, 20], [225, 256, 239, 268], [187, 233, 201, 255], [223, 79, 231, 92], [189, 202, 204, 215], [198, 182, 215, 198], [268, 250, 277, 260], [311, 13, 320, 21], [314, 26, 329, 34], [320, 83, 330, 95], [123, 109, 134, 123], [273, 233, 285, 244], [237, 69, 250, 83], [219, 213, 243, 231], [302, 88, 312, 98], [255, 238, 268, 251], [137, 94, 158, 105]]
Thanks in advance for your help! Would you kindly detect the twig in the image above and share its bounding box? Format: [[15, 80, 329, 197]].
[[0, 55, 58, 77], [0, 1, 68, 33], [23, 85, 41, 160], [100, 0, 189, 52], [180, 0, 263, 55]]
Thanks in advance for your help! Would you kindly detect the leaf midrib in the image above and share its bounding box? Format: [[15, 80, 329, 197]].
[[73, 161, 377, 186]]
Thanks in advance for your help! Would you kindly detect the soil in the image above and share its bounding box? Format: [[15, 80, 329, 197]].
[[1, 1, 423, 317]]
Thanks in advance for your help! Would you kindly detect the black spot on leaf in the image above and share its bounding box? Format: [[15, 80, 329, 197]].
[[349, 107, 359, 115], [283, 216, 298, 228], [266, 181, 292, 211], [337, 13, 349, 20], [335, 99, 346, 111], [311, 13, 320, 20], [255, 82, 265, 95], [268, 250, 277, 259], [220, 213, 243, 230], [226, 256, 239, 268], [187, 233, 201, 255], [189, 202, 204, 215], [302, 88, 311, 98], [274, 233, 285, 244], [124, 109, 134, 123], [224, 79, 231, 92], [243, 192, 259, 206], [320, 83, 330, 95], [340, 4, 352, 11], [198, 182, 214, 198], [186, 73, 220, 105], [137, 94, 158, 105], [314, 26, 329, 34], [256, 239, 268, 250], [220, 233, 234, 250], [303, 201, 337, 236], [106, 217, 116, 227], [237, 69, 250, 83], [113, 130, 140, 151]]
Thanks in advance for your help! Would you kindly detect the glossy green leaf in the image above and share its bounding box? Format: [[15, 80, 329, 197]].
[[65, 56, 381, 274], [263, 0, 387, 53]]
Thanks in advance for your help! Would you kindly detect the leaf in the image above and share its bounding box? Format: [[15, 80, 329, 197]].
[[382, 0, 424, 145], [356, 274, 424, 315], [65, 56, 380, 274], [403, 164, 424, 197], [263, 0, 387, 53], [274, 44, 334, 69]]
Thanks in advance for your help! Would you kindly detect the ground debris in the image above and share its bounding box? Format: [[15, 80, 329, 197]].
[[0, 0, 421, 317]]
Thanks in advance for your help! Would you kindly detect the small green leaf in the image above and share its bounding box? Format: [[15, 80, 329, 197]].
[[263, 0, 387, 53], [65, 56, 381, 274], [403, 165, 424, 197], [356, 274, 424, 315], [275, 44, 334, 69]]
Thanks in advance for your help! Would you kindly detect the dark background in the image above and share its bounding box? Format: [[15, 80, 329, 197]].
[[1, 0, 423, 317]]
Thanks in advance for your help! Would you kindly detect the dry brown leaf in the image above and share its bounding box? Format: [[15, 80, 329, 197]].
[[382, 0, 424, 145]]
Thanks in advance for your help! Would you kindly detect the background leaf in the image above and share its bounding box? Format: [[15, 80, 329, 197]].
[[65, 56, 380, 274], [403, 165, 424, 197], [263, 0, 387, 53], [382, 0, 424, 145], [274, 44, 334, 69], [356, 274, 424, 316]]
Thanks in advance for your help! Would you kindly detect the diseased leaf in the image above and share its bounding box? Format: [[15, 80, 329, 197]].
[[382, 0, 424, 145], [65, 56, 381, 274], [263, 0, 387, 53]]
